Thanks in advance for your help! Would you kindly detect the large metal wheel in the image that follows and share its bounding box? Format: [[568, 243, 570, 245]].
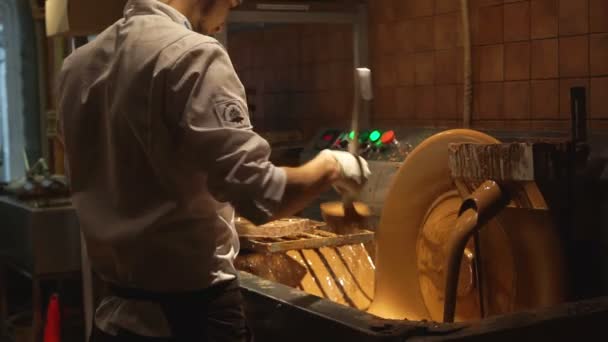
[[368, 129, 565, 322]]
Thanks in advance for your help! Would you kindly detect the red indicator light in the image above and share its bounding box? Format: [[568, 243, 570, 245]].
[[323, 134, 333, 142], [381, 130, 396, 144]]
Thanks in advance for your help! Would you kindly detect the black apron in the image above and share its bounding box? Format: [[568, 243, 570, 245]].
[[90, 279, 253, 342]]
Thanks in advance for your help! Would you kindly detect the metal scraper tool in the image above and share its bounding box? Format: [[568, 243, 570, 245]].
[[343, 68, 373, 222]]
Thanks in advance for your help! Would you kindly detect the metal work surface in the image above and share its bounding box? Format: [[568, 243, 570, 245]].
[[239, 271, 466, 342], [240, 271, 608, 341], [412, 296, 608, 341], [0, 196, 80, 275]]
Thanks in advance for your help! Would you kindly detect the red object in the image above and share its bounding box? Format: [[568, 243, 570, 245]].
[[43, 294, 61, 342], [322, 134, 333, 142], [381, 130, 396, 144]]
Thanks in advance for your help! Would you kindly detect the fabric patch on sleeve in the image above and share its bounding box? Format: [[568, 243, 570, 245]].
[[214, 99, 252, 129]]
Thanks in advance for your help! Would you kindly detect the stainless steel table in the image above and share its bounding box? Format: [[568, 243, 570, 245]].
[[0, 196, 81, 341]]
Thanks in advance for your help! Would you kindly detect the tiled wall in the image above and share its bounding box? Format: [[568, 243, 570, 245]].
[[228, 24, 354, 137], [369, 0, 608, 131]]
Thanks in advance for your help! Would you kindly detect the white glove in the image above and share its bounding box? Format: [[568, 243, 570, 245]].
[[320, 149, 371, 198]]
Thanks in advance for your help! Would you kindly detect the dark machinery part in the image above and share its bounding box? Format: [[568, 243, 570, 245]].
[[240, 271, 608, 342]]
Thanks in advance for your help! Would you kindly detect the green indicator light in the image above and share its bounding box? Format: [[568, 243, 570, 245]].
[[349, 131, 356, 140], [370, 130, 382, 142]]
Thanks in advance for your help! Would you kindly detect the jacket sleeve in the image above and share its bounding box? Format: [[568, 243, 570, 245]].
[[168, 41, 286, 225]]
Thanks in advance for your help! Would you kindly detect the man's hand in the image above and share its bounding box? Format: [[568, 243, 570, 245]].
[[320, 149, 371, 198], [269, 150, 370, 221]]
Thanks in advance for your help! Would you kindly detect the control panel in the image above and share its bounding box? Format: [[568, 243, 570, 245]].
[[311, 129, 412, 162]]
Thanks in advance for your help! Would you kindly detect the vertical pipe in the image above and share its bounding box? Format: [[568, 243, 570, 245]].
[[473, 231, 486, 318], [570, 87, 587, 143], [354, 4, 370, 127], [33, 20, 49, 165], [443, 208, 478, 323], [461, 0, 472, 128], [444, 181, 506, 323], [350, 70, 361, 156], [568, 86, 588, 297]]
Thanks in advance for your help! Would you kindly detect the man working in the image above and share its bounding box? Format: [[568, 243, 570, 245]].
[[57, 0, 370, 340]]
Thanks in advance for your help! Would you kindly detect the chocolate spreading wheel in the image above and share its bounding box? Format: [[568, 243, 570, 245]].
[[368, 129, 565, 322]]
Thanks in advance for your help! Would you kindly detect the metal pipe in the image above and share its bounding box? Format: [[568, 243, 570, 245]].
[[443, 181, 508, 323], [33, 18, 50, 165], [473, 231, 485, 318], [353, 4, 370, 128], [460, 0, 472, 128], [443, 207, 478, 323]]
